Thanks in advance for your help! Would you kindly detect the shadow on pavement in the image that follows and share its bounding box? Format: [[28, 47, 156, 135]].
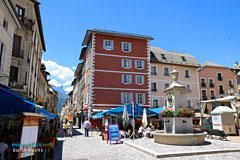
[[57, 128, 83, 138], [46, 140, 64, 160]]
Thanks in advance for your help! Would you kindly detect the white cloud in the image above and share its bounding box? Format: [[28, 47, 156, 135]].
[[72, 66, 76, 70], [63, 80, 72, 86], [65, 86, 73, 92], [49, 79, 62, 87], [42, 60, 74, 81]]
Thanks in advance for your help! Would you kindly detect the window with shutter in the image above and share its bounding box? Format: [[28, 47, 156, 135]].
[[135, 60, 144, 69], [122, 42, 131, 52], [103, 40, 113, 50]]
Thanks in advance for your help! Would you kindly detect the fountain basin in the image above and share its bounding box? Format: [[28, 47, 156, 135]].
[[152, 130, 207, 145]]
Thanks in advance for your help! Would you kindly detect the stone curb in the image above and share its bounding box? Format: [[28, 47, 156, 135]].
[[124, 140, 240, 158]]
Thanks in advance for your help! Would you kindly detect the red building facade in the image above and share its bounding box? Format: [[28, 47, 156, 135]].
[[81, 29, 153, 116]]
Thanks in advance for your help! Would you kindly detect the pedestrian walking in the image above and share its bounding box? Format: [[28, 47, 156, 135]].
[[83, 119, 91, 137], [63, 121, 67, 137], [67, 120, 73, 137]]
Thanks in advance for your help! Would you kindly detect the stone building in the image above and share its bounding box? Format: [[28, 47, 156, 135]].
[[46, 84, 58, 115], [38, 63, 49, 107], [9, 0, 46, 102], [0, 0, 21, 87], [231, 62, 240, 93], [150, 47, 200, 111]]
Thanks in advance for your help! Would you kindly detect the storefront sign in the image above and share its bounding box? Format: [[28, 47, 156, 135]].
[[107, 124, 121, 145]]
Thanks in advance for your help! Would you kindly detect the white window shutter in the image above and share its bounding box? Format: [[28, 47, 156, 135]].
[[121, 74, 124, 83], [136, 93, 138, 104], [130, 93, 133, 103], [121, 59, 124, 68], [129, 60, 132, 68], [142, 61, 144, 69], [111, 40, 114, 50], [135, 60, 137, 69], [121, 42, 124, 51], [121, 93, 124, 104], [143, 93, 146, 104], [103, 40, 106, 49], [129, 75, 132, 84], [135, 75, 138, 84], [0, 44, 5, 71], [141, 76, 144, 84], [129, 43, 132, 52]]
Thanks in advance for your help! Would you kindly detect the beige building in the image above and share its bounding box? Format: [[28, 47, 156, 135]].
[[150, 47, 200, 111], [0, 0, 21, 86], [9, 0, 46, 102], [46, 84, 58, 115]]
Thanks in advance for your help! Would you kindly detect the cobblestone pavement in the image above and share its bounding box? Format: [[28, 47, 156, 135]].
[[51, 128, 240, 160]]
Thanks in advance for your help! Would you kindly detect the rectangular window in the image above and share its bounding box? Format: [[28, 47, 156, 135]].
[[201, 78, 206, 87], [187, 100, 192, 108], [103, 40, 113, 50], [136, 93, 145, 104], [151, 82, 157, 92], [202, 90, 207, 100], [164, 83, 170, 89], [228, 80, 234, 89], [12, 34, 23, 58], [185, 70, 190, 78], [0, 42, 6, 71], [121, 42, 131, 52], [121, 74, 132, 84], [16, 5, 25, 19], [217, 73, 222, 81], [209, 79, 214, 88], [186, 84, 192, 93], [210, 90, 215, 99], [163, 67, 170, 76], [135, 60, 144, 69], [121, 59, 132, 69], [135, 75, 144, 85], [219, 85, 224, 94], [164, 99, 167, 106], [152, 99, 159, 107], [151, 66, 157, 75], [121, 92, 133, 104]]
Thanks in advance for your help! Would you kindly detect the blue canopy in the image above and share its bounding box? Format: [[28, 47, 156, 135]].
[[35, 106, 56, 119], [0, 86, 35, 114], [149, 106, 167, 114], [92, 104, 158, 119]]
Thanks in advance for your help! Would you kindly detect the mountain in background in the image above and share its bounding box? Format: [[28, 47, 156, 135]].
[[51, 85, 68, 114]]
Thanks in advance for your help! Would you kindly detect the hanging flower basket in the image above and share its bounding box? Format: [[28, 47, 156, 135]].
[[160, 109, 174, 117]]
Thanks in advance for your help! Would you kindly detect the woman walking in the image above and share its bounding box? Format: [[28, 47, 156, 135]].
[[63, 121, 67, 137]]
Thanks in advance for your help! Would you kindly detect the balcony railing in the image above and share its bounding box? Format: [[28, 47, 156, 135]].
[[218, 77, 223, 81], [9, 81, 27, 90], [209, 83, 215, 88], [201, 83, 206, 87]]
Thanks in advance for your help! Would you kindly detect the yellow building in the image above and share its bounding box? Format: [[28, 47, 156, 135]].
[[0, 0, 21, 86], [9, 0, 46, 103], [150, 47, 200, 111]]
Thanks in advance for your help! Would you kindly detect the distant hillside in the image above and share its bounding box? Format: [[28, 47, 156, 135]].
[[51, 85, 68, 113]]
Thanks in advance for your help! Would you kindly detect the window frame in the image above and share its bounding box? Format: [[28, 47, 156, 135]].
[[184, 69, 190, 78], [135, 60, 144, 70], [121, 74, 132, 84], [163, 82, 170, 90], [121, 42, 132, 52], [103, 40, 114, 50], [121, 59, 132, 69], [187, 100, 192, 108], [152, 98, 159, 108], [163, 66, 170, 76], [151, 82, 158, 92], [135, 75, 144, 85], [150, 65, 157, 75], [136, 93, 145, 105]]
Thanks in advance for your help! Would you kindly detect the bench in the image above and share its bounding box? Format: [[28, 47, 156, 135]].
[[203, 129, 228, 140]]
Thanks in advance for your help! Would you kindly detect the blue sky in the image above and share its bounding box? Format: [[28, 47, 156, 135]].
[[39, 0, 240, 92]]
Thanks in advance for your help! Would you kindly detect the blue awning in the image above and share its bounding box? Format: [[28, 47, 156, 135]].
[[92, 104, 158, 119], [35, 106, 56, 119], [149, 106, 167, 114], [0, 86, 35, 114]]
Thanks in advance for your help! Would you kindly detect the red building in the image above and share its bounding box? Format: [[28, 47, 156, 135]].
[[80, 29, 153, 119]]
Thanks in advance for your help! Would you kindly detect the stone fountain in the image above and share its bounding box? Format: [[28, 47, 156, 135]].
[[152, 68, 207, 145]]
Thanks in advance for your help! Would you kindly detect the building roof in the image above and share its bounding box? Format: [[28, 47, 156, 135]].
[[82, 29, 153, 46], [201, 61, 226, 68], [150, 47, 199, 67], [74, 63, 84, 77]]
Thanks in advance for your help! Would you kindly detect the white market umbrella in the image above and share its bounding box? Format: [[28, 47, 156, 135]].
[[122, 105, 129, 124], [122, 105, 129, 138], [142, 109, 148, 128]]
